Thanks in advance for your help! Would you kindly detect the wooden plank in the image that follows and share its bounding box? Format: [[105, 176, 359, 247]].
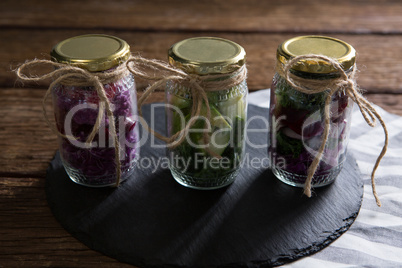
[[1, 0, 402, 34], [366, 93, 402, 116], [4, 29, 402, 92], [0, 176, 135, 267], [0, 89, 57, 176]]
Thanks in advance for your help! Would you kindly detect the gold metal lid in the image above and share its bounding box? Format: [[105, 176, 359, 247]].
[[277, 35, 356, 74], [168, 37, 246, 75], [50, 34, 130, 72]]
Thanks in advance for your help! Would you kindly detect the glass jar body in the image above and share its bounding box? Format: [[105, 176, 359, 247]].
[[52, 72, 139, 187], [166, 80, 248, 189], [268, 72, 353, 187]]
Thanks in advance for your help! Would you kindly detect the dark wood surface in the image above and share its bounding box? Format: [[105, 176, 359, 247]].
[[1, 1, 401, 267]]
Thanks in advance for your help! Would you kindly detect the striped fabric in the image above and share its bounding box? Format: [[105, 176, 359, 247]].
[[248, 89, 402, 268]]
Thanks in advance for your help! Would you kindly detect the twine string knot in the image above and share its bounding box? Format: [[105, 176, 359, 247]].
[[283, 54, 388, 207]]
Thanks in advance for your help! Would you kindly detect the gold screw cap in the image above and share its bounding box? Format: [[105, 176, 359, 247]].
[[51, 34, 130, 72], [277, 35, 356, 74], [168, 37, 246, 75]]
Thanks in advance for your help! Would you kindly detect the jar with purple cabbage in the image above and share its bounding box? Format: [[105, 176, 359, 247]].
[[51, 34, 139, 187], [268, 36, 355, 188]]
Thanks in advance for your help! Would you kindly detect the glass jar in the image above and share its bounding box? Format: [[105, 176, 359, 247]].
[[50, 34, 139, 187], [268, 35, 355, 187], [166, 37, 248, 189]]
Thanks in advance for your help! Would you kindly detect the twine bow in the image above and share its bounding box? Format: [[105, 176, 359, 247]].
[[15, 59, 130, 186], [126, 56, 247, 156], [283, 54, 388, 207]]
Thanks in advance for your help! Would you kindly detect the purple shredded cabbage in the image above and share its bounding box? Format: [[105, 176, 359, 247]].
[[53, 77, 138, 184], [269, 81, 352, 177]]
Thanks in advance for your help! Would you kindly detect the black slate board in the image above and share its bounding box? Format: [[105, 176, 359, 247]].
[[46, 104, 363, 267]]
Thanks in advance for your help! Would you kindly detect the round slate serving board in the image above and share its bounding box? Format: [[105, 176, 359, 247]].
[[46, 104, 363, 267]]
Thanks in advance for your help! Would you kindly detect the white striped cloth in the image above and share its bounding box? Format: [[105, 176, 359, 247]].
[[248, 89, 402, 268]]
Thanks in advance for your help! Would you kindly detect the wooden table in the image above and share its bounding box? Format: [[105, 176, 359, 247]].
[[1, 1, 401, 266]]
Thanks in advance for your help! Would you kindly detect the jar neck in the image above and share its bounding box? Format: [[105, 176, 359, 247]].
[[167, 79, 247, 101], [277, 61, 354, 80]]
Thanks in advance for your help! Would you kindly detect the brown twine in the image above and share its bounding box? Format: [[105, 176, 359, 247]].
[[281, 54, 388, 207], [15, 59, 131, 187], [126, 56, 247, 156]]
